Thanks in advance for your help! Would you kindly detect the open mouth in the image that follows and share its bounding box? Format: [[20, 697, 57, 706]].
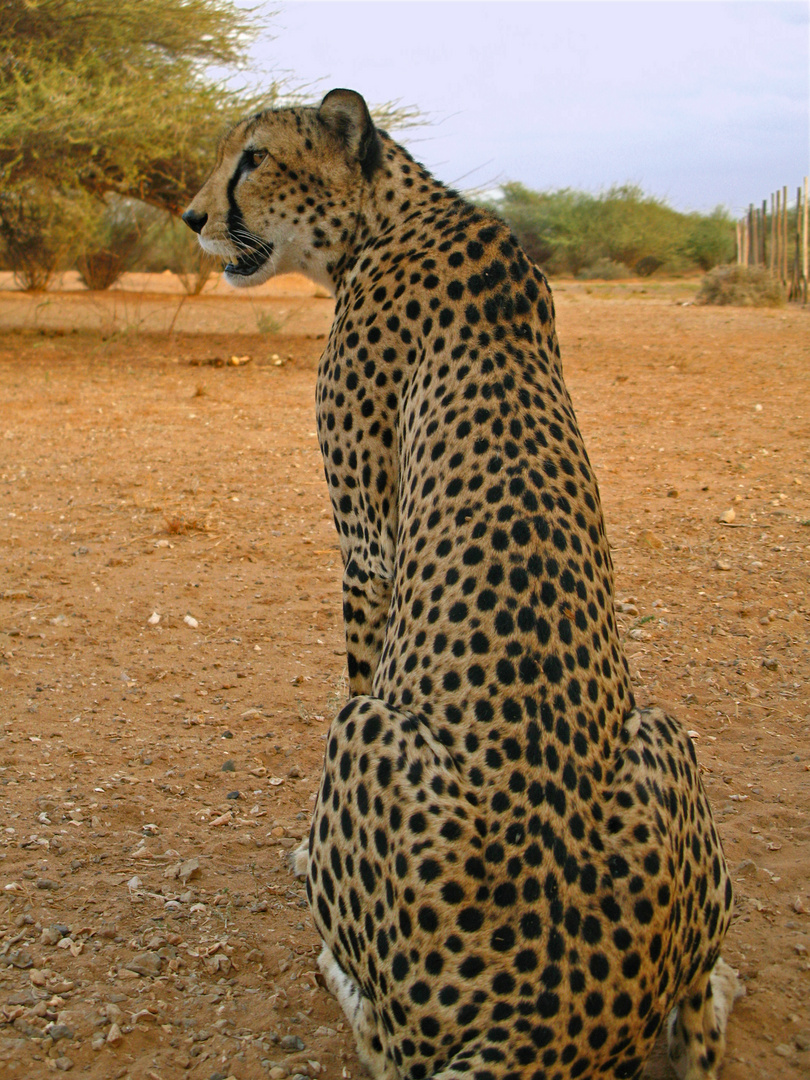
[[224, 244, 273, 277]]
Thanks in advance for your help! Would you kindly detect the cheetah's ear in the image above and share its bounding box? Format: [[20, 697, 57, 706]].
[[317, 89, 381, 180]]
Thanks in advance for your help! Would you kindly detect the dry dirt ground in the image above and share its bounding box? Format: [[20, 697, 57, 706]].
[[0, 277, 807, 1080]]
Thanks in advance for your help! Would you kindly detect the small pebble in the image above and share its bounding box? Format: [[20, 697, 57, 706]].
[[54, 1058, 74, 1072], [125, 951, 163, 977], [105, 1003, 123, 1024], [774, 1044, 794, 1059], [6, 949, 33, 969], [47, 1023, 74, 1043], [221, 760, 236, 772], [280, 1034, 305, 1052], [106, 1022, 123, 1046], [178, 857, 201, 883], [226, 790, 241, 800]]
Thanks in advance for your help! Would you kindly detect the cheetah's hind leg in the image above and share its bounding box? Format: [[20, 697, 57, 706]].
[[317, 944, 397, 1080], [667, 958, 744, 1080], [288, 838, 309, 879]]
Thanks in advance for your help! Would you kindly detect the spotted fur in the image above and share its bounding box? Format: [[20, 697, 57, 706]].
[[185, 89, 739, 1080]]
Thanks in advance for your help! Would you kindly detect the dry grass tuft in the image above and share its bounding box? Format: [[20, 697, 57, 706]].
[[696, 265, 786, 308], [164, 514, 208, 535]]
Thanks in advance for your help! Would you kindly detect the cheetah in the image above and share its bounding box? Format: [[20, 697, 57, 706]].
[[184, 89, 741, 1080]]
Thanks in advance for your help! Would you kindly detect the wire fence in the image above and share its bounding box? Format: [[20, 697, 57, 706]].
[[735, 179, 808, 302]]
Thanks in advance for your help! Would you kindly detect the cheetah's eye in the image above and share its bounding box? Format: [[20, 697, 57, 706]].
[[246, 148, 268, 169]]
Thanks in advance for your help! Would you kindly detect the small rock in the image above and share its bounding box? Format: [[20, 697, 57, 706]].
[[184, 614, 199, 628], [46, 1023, 74, 1043], [54, 1057, 74, 1072], [241, 708, 262, 719], [713, 560, 731, 572], [666, 488, 679, 498], [6, 949, 33, 969], [29, 968, 47, 986], [105, 1003, 123, 1024], [41, 925, 68, 945], [793, 896, 806, 914], [281, 1035, 305, 1052], [178, 857, 201, 884], [616, 602, 639, 616], [287, 765, 303, 779], [268, 1068, 289, 1080], [125, 951, 163, 977], [719, 508, 736, 524], [774, 1043, 794, 1059], [795, 1033, 810, 1051], [226, 790, 241, 800], [148, 612, 161, 625], [106, 1022, 123, 1046], [36, 878, 59, 890], [221, 759, 236, 773], [91, 1033, 106, 1051], [762, 658, 778, 671]]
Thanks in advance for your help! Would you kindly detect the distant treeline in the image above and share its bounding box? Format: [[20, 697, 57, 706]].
[[487, 183, 735, 278]]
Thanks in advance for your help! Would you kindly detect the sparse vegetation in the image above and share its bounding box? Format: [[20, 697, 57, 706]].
[[76, 197, 160, 290], [489, 183, 735, 278], [695, 265, 787, 307]]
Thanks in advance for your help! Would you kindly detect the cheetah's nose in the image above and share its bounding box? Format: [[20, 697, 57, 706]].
[[182, 208, 208, 234]]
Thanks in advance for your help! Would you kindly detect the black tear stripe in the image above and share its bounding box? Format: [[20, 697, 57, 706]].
[[226, 151, 252, 239]]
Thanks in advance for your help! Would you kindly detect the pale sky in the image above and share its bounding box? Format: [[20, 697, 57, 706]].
[[237, 1, 809, 216]]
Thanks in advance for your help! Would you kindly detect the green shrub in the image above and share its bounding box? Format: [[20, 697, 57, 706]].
[[696, 265, 786, 308], [0, 186, 86, 290], [76, 197, 160, 290], [489, 184, 735, 277], [682, 209, 736, 271]]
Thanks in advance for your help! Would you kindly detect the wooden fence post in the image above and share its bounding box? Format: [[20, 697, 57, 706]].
[[761, 200, 767, 266], [773, 196, 781, 276], [803, 177, 808, 302], [782, 185, 789, 285], [799, 185, 807, 302], [749, 204, 757, 266]]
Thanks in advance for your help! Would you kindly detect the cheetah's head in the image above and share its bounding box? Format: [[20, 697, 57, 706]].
[[182, 89, 381, 291]]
